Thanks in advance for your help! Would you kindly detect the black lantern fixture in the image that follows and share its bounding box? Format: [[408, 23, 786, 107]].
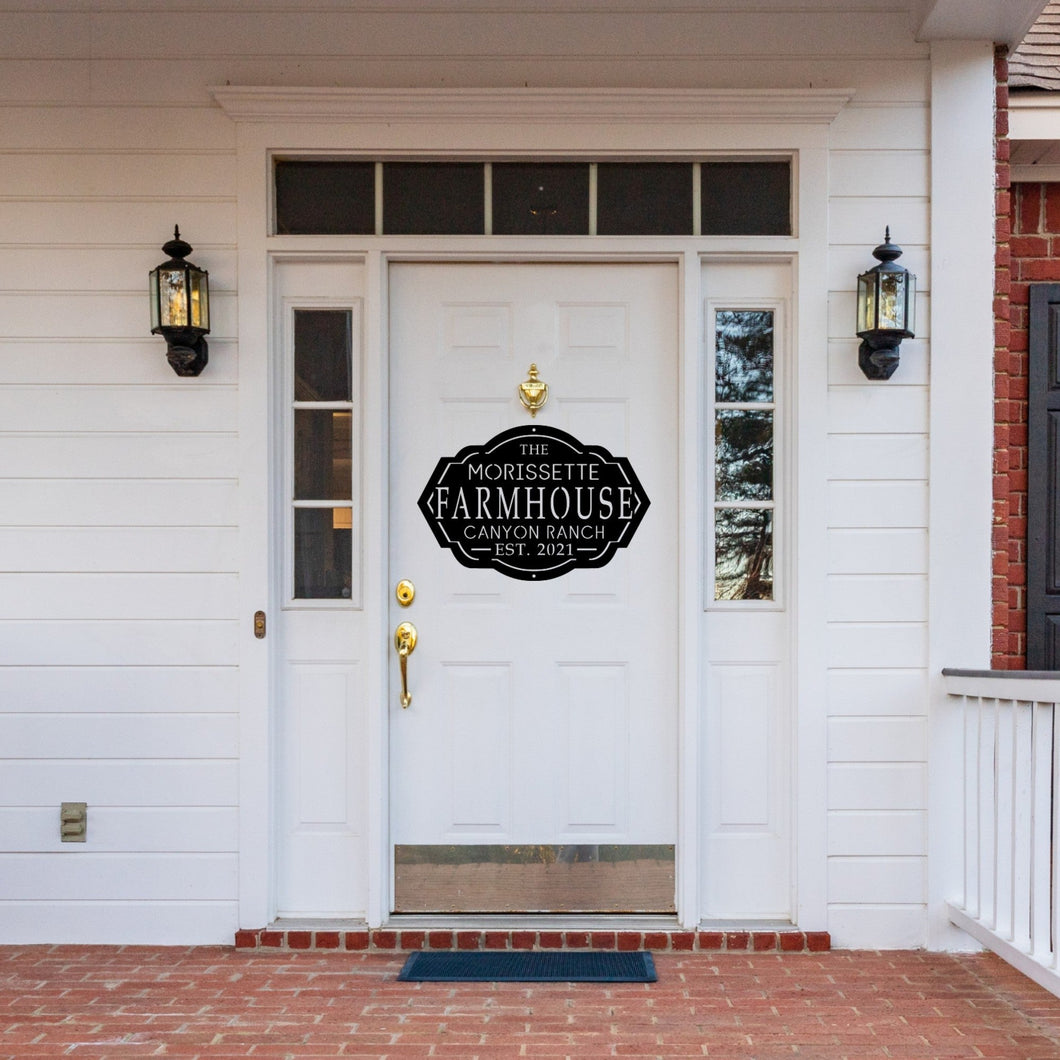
[[855, 227, 916, 380], [149, 226, 210, 377]]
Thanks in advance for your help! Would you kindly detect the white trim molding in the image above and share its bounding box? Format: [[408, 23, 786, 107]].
[[210, 86, 853, 128]]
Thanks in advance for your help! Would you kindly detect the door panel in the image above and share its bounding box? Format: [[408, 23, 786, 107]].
[[388, 262, 677, 913]]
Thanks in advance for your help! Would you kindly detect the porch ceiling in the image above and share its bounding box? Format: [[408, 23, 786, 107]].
[[915, 0, 1049, 48], [9, 0, 1048, 49]]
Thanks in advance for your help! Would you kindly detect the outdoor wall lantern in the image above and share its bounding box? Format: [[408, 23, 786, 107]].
[[855, 227, 916, 380], [149, 226, 210, 377]]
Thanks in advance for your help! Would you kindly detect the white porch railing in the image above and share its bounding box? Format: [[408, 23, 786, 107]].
[[944, 668, 1060, 998]]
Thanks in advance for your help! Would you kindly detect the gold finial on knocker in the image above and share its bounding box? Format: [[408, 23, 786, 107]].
[[518, 363, 549, 418]]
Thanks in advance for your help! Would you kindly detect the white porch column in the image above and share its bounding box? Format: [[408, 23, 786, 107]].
[[927, 39, 998, 950]]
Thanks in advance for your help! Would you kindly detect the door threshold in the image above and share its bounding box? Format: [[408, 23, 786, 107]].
[[236, 920, 830, 953], [386, 913, 680, 930]]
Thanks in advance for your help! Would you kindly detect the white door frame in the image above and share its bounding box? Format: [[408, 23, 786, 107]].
[[218, 86, 845, 930]]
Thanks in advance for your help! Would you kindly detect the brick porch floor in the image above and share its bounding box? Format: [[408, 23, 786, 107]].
[[3, 946, 1060, 1059]]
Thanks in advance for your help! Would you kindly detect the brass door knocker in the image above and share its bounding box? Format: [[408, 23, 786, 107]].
[[518, 363, 549, 417]]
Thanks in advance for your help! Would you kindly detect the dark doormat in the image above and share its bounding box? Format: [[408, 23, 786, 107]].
[[397, 950, 656, 982]]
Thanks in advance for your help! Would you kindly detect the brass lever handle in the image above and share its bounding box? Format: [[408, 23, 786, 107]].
[[394, 621, 418, 708]]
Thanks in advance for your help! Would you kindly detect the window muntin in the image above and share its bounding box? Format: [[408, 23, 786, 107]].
[[274, 159, 792, 236], [711, 309, 777, 603]]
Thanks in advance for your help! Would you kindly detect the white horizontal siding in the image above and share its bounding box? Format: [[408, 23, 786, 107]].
[[827, 670, 927, 716], [826, 434, 929, 480], [827, 905, 928, 949], [0, 435, 238, 478], [0, 11, 239, 938], [828, 811, 926, 857], [829, 764, 927, 811], [0, 341, 239, 386], [0, 106, 234, 150], [0, 714, 238, 759], [829, 338, 929, 387], [0, 806, 238, 852], [0, 901, 238, 946], [0, 621, 238, 666], [825, 53, 932, 950], [0, 529, 238, 573], [829, 856, 926, 904], [0, 667, 237, 713], [0, 761, 238, 806], [1, 153, 237, 199], [0, 854, 238, 900], [0, 248, 238, 296], [0, 290, 235, 338], [827, 484, 929, 529], [826, 71, 933, 935], [0, 481, 237, 527], [826, 576, 927, 622], [826, 529, 929, 575], [0, 574, 238, 619], [828, 717, 928, 763], [0, 386, 236, 432]]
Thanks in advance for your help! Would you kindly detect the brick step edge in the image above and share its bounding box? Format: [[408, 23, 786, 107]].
[[235, 928, 830, 953]]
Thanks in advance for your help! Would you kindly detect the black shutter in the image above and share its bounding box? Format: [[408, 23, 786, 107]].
[[1028, 284, 1060, 667]]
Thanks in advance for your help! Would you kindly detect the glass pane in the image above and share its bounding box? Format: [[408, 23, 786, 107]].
[[394, 845, 675, 913], [294, 507, 353, 599], [715, 508, 774, 601], [157, 267, 188, 327], [492, 163, 589, 235], [715, 309, 774, 403], [275, 161, 375, 235], [715, 410, 773, 501], [857, 273, 877, 334], [701, 161, 791, 235], [294, 309, 352, 402], [597, 163, 693, 235], [294, 410, 352, 500], [878, 272, 907, 331], [188, 269, 208, 330], [383, 163, 484, 235]]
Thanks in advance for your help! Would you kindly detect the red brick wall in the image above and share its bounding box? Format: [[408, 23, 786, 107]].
[[993, 46, 1024, 667], [993, 41, 1048, 669]]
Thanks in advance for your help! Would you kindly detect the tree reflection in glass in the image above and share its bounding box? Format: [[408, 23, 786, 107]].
[[715, 410, 773, 502], [715, 509, 773, 601], [715, 310, 773, 403]]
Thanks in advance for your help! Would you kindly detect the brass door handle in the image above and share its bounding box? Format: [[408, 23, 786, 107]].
[[394, 621, 418, 708]]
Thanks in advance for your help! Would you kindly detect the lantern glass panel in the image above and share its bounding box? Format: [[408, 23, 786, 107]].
[[878, 271, 907, 331], [156, 267, 189, 328], [149, 270, 161, 331], [187, 268, 209, 330], [857, 272, 877, 334]]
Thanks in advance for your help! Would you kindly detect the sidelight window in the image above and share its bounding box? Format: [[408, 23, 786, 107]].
[[711, 309, 776, 602], [289, 308, 358, 601]]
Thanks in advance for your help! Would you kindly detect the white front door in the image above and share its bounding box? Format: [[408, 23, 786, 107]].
[[388, 261, 678, 913]]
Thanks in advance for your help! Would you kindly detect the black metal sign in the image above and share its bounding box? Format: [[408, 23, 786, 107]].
[[417, 425, 650, 581]]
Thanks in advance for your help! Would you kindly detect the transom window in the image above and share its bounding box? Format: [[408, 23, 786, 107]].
[[274, 160, 791, 237]]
